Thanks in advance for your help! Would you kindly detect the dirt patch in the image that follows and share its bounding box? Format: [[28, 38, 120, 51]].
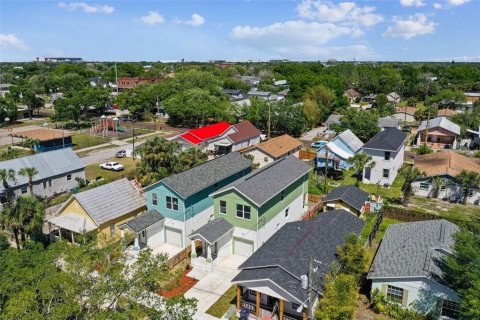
[[158, 269, 198, 298], [354, 293, 390, 320]]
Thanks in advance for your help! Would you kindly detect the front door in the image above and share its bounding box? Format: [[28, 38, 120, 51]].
[[139, 229, 147, 245], [364, 167, 371, 181]]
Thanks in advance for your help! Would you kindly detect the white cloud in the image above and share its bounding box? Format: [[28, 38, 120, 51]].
[[383, 14, 437, 39], [58, 2, 114, 14], [400, 0, 425, 7], [185, 13, 205, 27], [436, 55, 480, 62], [0, 34, 29, 51], [296, 0, 383, 27], [447, 0, 470, 6], [139, 11, 165, 25], [433, 3, 443, 9], [231, 20, 375, 60]]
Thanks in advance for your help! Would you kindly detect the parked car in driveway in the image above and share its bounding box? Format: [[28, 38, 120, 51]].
[[100, 162, 125, 171], [311, 140, 328, 149], [115, 150, 126, 158]]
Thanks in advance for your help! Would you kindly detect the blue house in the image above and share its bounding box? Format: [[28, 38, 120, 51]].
[[141, 152, 252, 253], [316, 129, 363, 170]]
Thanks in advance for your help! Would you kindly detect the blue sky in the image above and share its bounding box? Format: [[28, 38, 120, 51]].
[[1, 0, 479, 62]]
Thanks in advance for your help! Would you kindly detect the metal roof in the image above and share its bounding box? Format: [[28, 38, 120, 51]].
[[418, 116, 461, 135], [0, 148, 84, 192], [335, 129, 364, 152]]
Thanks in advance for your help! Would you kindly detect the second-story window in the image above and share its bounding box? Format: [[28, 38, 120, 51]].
[[236, 204, 251, 220], [220, 200, 227, 214], [166, 196, 178, 211], [384, 151, 391, 161], [152, 193, 158, 206]]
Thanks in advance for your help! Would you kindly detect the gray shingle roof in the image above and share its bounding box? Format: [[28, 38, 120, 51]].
[[212, 156, 310, 207], [73, 178, 146, 226], [378, 116, 400, 128], [367, 219, 459, 281], [123, 209, 164, 233], [363, 128, 406, 151], [233, 210, 365, 303], [160, 152, 252, 199], [325, 114, 343, 125], [418, 116, 461, 135], [188, 218, 233, 245], [0, 148, 84, 192], [323, 185, 369, 212]]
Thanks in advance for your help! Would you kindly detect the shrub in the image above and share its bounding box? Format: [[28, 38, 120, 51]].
[[371, 289, 427, 320], [315, 274, 357, 320]]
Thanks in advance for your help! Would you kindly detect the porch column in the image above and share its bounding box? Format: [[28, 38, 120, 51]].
[[279, 299, 284, 320], [303, 311, 307, 320], [236, 285, 242, 311], [255, 291, 260, 317], [207, 244, 212, 262], [120, 228, 125, 239], [190, 240, 197, 258], [71, 231, 75, 244], [58, 228, 62, 239], [134, 235, 139, 251]]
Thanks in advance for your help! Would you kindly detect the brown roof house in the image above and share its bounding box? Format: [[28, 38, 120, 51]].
[[11, 128, 74, 152], [412, 151, 480, 204], [393, 106, 417, 123], [344, 88, 360, 104], [437, 109, 458, 118], [241, 134, 303, 168]]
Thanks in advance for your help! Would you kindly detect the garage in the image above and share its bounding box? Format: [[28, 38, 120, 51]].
[[233, 237, 254, 257], [165, 227, 183, 247]]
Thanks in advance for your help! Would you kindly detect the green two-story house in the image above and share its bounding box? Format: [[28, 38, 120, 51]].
[[188, 156, 310, 262], [136, 152, 251, 257]]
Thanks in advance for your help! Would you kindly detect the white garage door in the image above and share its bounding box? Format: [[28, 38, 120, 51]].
[[234, 238, 254, 257], [165, 227, 182, 247]]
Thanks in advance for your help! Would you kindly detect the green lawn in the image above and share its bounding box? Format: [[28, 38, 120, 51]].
[[85, 157, 138, 182], [71, 134, 111, 150], [206, 285, 237, 318]]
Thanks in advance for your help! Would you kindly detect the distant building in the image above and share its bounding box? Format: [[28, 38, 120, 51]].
[[273, 79, 287, 86], [222, 89, 247, 101], [247, 90, 271, 100], [325, 114, 343, 131], [378, 116, 401, 130], [0, 83, 12, 98], [416, 117, 460, 149], [40, 57, 83, 63], [393, 106, 417, 123], [10, 128, 73, 152], [344, 88, 360, 104], [117, 77, 164, 90]]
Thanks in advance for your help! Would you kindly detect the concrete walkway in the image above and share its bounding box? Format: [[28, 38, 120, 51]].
[[185, 255, 246, 320], [301, 126, 326, 141]]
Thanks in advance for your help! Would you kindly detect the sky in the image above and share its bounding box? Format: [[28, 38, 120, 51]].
[[0, 0, 479, 62]]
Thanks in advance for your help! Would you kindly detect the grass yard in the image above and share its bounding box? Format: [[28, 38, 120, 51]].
[[72, 134, 110, 150], [85, 157, 138, 181], [206, 285, 237, 318]]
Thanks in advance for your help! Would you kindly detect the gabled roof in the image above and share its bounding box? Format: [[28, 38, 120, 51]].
[[0, 148, 84, 192], [378, 116, 400, 128], [248, 90, 271, 97], [212, 156, 310, 207], [418, 117, 460, 135], [368, 220, 459, 282], [363, 128, 406, 151], [179, 122, 231, 145], [72, 178, 146, 226], [336, 129, 364, 152], [188, 218, 233, 245], [395, 106, 417, 116], [325, 114, 343, 125], [228, 121, 261, 143], [11, 128, 73, 141], [233, 210, 365, 303], [252, 134, 303, 159], [323, 185, 369, 212], [344, 88, 360, 98], [122, 209, 164, 233], [159, 152, 252, 199], [414, 151, 480, 177], [437, 109, 458, 117]]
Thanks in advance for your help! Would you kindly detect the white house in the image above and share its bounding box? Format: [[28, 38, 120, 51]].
[[368, 220, 461, 320], [362, 128, 406, 186]]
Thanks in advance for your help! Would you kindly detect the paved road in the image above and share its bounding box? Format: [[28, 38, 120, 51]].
[[79, 140, 132, 166], [301, 125, 326, 141]]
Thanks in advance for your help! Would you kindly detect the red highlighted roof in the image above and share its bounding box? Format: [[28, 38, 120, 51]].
[[180, 122, 231, 145]]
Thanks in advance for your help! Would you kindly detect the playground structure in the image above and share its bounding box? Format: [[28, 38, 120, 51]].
[[89, 115, 125, 137]]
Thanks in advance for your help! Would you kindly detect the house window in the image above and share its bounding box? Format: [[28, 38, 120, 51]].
[[21, 187, 27, 194], [152, 193, 158, 206], [67, 174, 72, 181], [285, 208, 289, 218], [236, 204, 251, 220], [383, 169, 390, 179], [220, 200, 227, 214], [384, 151, 391, 161], [264, 157, 268, 162], [440, 299, 460, 320], [166, 196, 179, 211], [419, 182, 430, 190], [292, 303, 300, 310], [386, 285, 404, 304], [281, 190, 285, 202], [110, 224, 115, 236], [440, 185, 446, 191]]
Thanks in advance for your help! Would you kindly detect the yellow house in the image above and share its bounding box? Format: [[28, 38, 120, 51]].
[[47, 178, 146, 245], [322, 185, 369, 216]]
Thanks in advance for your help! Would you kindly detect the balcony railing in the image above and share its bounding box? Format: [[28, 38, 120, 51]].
[[239, 298, 303, 320]]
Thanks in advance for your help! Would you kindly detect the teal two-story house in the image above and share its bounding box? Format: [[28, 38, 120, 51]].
[[141, 152, 252, 253], [188, 156, 310, 262]]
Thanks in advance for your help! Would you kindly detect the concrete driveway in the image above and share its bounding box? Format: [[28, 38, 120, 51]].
[[301, 125, 326, 141], [185, 255, 247, 320]]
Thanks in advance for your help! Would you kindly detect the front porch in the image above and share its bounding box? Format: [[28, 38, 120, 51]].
[[47, 213, 97, 244], [236, 286, 306, 320]]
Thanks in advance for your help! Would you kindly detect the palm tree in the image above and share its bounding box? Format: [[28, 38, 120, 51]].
[[347, 152, 375, 182], [14, 195, 46, 241], [173, 148, 208, 173], [21, 137, 40, 154], [457, 170, 480, 205], [0, 168, 16, 205], [400, 166, 425, 206], [18, 167, 38, 196], [0, 206, 22, 250]]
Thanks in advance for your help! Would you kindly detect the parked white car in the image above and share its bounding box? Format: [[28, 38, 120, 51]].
[[100, 162, 125, 171]]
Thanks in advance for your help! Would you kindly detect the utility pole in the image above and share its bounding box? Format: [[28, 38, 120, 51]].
[[132, 122, 135, 160], [267, 103, 271, 139], [62, 121, 65, 148], [324, 148, 329, 194], [307, 257, 313, 319], [114, 62, 119, 94]]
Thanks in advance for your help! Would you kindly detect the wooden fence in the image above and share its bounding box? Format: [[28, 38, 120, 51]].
[[302, 194, 324, 220], [383, 206, 440, 222], [299, 149, 317, 161], [167, 240, 202, 269], [367, 211, 384, 247]]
